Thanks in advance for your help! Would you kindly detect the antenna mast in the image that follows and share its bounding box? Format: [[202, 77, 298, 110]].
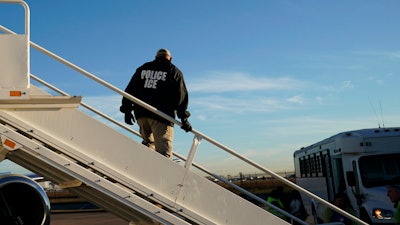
[[380, 100, 385, 128], [368, 97, 380, 128]]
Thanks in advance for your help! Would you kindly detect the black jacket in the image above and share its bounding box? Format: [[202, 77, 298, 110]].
[[121, 57, 190, 125]]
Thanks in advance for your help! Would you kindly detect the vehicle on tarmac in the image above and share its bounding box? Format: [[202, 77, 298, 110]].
[[294, 127, 400, 224]]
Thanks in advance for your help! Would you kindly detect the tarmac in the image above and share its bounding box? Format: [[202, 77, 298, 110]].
[[51, 211, 129, 225]]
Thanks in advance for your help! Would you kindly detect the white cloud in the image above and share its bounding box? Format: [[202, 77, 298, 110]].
[[355, 50, 400, 60], [192, 95, 294, 114], [320, 80, 355, 93], [188, 72, 304, 93], [286, 95, 305, 104], [81, 95, 121, 114], [340, 80, 354, 90], [315, 96, 323, 104]]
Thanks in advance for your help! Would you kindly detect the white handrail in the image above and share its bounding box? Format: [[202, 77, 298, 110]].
[[0, 0, 29, 36], [0, 22, 368, 225]]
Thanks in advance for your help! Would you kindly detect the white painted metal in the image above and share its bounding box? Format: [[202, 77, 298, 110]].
[[0, 124, 190, 225], [184, 135, 201, 170], [0, 35, 29, 92], [0, 0, 30, 99], [0, 34, 30, 99]]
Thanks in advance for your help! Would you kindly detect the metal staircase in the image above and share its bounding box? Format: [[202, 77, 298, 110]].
[[1, 1, 369, 225], [0, 1, 295, 225], [0, 86, 282, 225]]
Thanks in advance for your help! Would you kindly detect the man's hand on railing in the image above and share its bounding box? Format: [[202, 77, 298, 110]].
[[180, 118, 192, 132]]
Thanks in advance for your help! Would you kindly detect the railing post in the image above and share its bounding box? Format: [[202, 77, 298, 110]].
[[184, 135, 202, 170]]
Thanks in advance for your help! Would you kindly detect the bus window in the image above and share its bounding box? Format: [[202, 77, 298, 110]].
[[331, 157, 346, 194], [359, 153, 400, 188], [298, 151, 328, 178]]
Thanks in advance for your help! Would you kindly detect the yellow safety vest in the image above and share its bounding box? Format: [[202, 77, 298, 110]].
[[267, 196, 286, 219]]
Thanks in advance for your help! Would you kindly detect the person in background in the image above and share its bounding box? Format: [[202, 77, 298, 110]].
[[322, 192, 355, 225], [277, 186, 290, 211], [120, 48, 192, 159], [289, 189, 307, 224], [267, 188, 287, 221], [387, 185, 400, 224]]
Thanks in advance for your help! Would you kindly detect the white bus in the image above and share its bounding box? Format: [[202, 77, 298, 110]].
[[294, 127, 400, 224]]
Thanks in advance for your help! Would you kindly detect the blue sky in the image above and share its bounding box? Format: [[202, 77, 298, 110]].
[[1, 1, 400, 176]]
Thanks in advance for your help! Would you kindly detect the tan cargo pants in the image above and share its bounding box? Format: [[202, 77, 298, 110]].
[[137, 117, 174, 159]]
